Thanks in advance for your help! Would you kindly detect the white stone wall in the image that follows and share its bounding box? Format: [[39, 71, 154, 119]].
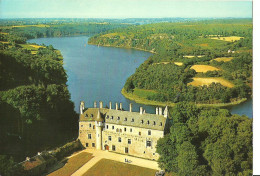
[[102, 123, 164, 160]]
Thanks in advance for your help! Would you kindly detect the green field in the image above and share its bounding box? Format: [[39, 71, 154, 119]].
[[83, 159, 157, 176]]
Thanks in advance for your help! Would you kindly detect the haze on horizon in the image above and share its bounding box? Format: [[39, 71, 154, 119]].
[[0, 0, 252, 19]]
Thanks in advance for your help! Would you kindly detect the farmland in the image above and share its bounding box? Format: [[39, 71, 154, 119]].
[[188, 77, 234, 88], [212, 57, 234, 62], [210, 36, 243, 42], [190, 65, 220, 73]]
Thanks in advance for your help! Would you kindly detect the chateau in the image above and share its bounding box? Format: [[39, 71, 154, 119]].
[[78, 101, 171, 160]]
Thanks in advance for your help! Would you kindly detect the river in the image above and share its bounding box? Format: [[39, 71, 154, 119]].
[[28, 36, 253, 118]]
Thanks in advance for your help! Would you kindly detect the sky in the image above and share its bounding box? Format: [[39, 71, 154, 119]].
[[0, 0, 252, 19]]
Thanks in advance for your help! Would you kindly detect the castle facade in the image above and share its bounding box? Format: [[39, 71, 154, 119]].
[[78, 101, 170, 160]]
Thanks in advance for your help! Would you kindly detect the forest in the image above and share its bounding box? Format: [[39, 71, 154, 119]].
[[0, 21, 131, 170], [89, 19, 252, 105]]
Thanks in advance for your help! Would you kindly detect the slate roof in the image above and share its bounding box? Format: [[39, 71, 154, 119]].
[[80, 108, 167, 131]]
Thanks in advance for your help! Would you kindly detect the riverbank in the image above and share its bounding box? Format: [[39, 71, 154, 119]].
[[121, 88, 248, 108]]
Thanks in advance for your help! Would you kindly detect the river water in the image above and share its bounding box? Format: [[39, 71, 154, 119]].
[[28, 36, 253, 118]]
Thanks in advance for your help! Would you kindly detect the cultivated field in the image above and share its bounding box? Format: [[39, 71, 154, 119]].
[[12, 24, 50, 28], [212, 57, 234, 62], [183, 55, 204, 58], [188, 77, 234, 88], [48, 152, 93, 176], [210, 36, 243, 42], [174, 62, 183, 66], [82, 159, 157, 176], [190, 65, 220, 73]]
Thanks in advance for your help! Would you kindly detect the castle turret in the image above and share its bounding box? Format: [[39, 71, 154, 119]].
[[95, 109, 103, 150], [80, 101, 85, 114]]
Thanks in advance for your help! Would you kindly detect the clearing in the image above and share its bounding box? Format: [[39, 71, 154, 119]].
[[183, 55, 204, 58], [82, 159, 157, 176], [212, 57, 234, 62], [190, 65, 220, 73], [47, 152, 93, 176], [210, 36, 243, 42], [174, 62, 183, 66], [188, 77, 234, 88]]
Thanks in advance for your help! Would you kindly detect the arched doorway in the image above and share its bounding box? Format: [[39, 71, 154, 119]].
[[104, 145, 109, 150]]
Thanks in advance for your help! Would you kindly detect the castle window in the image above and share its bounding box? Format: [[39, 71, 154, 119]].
[[111, 116, 114, 120], [131, 118, 134, 122], [124, 128, 127, 132], [160, 122, 162, 126], [112, 145, 116, 151], [146, 141, 152, 147], [89, 124, 92, 128], [93, 125, 95, 129], [106, 125, 109, 129], [118, 137, 121, 142], [139, 132, 141, 136], [125, 147, 129, 154], [91, 114, 93, 118], [88, 134, 92, 139], [153, 121, 156, 125], [147, 120, 150, 125], [124, 117, 127, 121], [117, 116, 120, 120], [112, 126, 114, 130], [120, 129, 122, 132], [108, 136, 112, 141], [106, 115, 109, 119], [130, 128, 132, 132], [92, 143, 95, 147], [128, 139, 131, 144], [116, 128, 119, 132], [148, 130, 151, 135], [86, 143, 89, 147], [85, 114, 88, 117], [141, 120, 144, 124], [81, 125, 83, 127]]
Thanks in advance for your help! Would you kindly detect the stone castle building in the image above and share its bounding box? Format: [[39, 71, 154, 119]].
[[78, 101, 170, 160]]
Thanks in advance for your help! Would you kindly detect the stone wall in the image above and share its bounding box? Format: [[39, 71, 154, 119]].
[[78, 121, 97, 148], [102, 123, 163, 160]]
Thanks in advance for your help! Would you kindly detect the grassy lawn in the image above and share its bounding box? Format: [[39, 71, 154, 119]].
[[83, 159, 157, 176], [48, 152, 93, 176], [133, 88, 157, 99]]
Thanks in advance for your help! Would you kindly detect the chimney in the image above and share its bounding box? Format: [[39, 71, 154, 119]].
[[99, 101, 103, 108], [156, 107, 159, 115], [80, 101, 85, 114], [164, 106, 168, 118], [94, 101, 97, 108], [159, 107, 162, 115], [143, 109, 146, 114], [109, 101, 112, 109], [129, 103, 133, 112], [120, 103, 122, 110], [140, 107, 143, 114], [116, 103, 118, 110]]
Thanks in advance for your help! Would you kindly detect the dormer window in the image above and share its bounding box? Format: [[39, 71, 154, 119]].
[[147, 120, 150, 125], [160, 122, 162, 126], [148, 130, 151, 135], [153, 121, 156, 125], [141, 120, 144, 124], [106, 115, 109, 119], [85, 114, 88, 118], [91, 114, 93, 118], [111, 116, 114, 120], [131, 118, 134, 122], [124, 117, 127, 121], [117, 116, 120, 120]]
